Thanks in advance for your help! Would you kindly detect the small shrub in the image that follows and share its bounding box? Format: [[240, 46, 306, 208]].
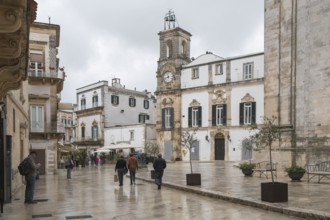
[[285, 165, 306, 174], [239, 162, 256, 170]]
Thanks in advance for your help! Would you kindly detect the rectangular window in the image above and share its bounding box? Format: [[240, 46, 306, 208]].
[[244, 103, 252, 124], [192, 68, 199, 79], [92, 96, 98, 107], [144, 100, 149, 109], [81, 99, 86, 110], [29, 51, 44, 77], [216, 105, 224, 125], [192, 108, 199, 127], [216, 63, 223, 75], [129, 97, 136, 107], [139, 114, 150, 123], [111, 95, 119, 105], [165, 108, 171, 128], [81, 127, 85, 138], [130, 130, 134, 141], [30, 105, 44, 132], [243, 62, 253, 80], [92, 126, 98, 141]]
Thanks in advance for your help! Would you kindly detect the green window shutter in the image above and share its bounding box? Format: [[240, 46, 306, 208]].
[[212, 105, 216, 126], [239, 103, 244, 125], [117, 96, 119, 105], [222, 104, 227, 125], [111, 95, 114, 104], [188, 107, 192, 127], [251, 102, 256, 124], [198, 106, 202, 127], [170, 108, 174, 128]]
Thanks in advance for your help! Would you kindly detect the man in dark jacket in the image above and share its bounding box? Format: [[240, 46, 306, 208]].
[[153, 154, 166, 190], [115, 156, 127, 186], [25, 151, 40, 204]]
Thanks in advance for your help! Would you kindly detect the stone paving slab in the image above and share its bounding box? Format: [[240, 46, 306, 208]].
[[136, 161, 330, 220]]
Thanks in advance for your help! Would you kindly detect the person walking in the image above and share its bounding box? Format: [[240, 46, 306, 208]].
[[127, 153, 138, 185], [65, 156, 74, 179], [24, 151, 41, 204], [153, 153, 166, 190], [115, 155, 127, 186]]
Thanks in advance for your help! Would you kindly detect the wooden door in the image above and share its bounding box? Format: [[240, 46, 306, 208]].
[[215, 138, 225, 160], [34, 149, 46, 175]]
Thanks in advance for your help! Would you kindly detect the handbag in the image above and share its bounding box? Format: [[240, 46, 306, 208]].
[[124, 167, 128, 175], [114, 174, 118, 182]]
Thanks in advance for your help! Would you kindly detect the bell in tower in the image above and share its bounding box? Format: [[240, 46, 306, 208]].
[[158, 10, 192, 63]]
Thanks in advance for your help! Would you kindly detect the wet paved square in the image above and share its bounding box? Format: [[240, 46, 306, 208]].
[[0, 164, 305, 220]]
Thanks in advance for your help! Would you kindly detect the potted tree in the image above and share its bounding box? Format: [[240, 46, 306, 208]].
[[249, 116, 288, 203], [77, 150, 87, 168], [181, 130, 201, 186], [239, 162, 256, 176], [285, 165, 306, 182], [145, 142, 159, 179]]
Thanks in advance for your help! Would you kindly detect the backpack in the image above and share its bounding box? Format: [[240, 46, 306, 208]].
[[18, 158, 31, 176], [65, 159, 73, 168]]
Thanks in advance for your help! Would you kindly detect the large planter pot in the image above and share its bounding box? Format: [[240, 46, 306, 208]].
[[288, 172, 305, 182], [186, 173, 201, 186], [261, 182, 288, 203], [151, 170, 155, 179], [241, 169, 254, 176]]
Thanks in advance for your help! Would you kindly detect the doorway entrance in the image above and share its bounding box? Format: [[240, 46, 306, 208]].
[[34, 149, 46, 175], [214, 133, 225, 160]]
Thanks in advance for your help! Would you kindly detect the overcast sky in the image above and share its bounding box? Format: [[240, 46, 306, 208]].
[[36, 0, 264, 103]]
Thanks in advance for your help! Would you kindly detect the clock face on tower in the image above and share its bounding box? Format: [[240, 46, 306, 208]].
[[163, 71, 174, 83]]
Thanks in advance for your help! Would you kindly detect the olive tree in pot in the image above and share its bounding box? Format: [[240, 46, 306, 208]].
[[145, 142, 160, 179], [181, 130, 201, 186], [249, 116, 288, 203]]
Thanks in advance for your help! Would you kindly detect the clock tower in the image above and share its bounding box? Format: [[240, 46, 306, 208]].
[[155, 11, 192, 161]]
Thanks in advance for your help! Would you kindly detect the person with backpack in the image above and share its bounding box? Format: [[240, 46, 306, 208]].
[[65, 156, 74, 179], [23, 151, 40, 204]]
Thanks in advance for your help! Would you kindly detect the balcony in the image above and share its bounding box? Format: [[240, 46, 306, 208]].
[[30, 121, 65, 133], [72, 136, 104, 146], [28, 69, 64, 79]]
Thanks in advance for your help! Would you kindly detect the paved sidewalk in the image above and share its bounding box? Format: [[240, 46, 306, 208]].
[[136, 161, 330, 220]]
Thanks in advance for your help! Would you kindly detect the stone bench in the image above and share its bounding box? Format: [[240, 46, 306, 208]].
[[253, 161, 277, 179], [306, 161, 330, 183]]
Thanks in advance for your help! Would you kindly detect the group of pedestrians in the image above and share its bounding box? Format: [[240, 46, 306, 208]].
[[115, 153, 166, 190]]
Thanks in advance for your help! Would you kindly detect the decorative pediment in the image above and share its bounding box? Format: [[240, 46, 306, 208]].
[[80, 122, 85, 127], [92, 119, 98, 126], [241, 93, 255, 103], [212, 89, 226, 105], [162, 97, 174, 107], [189, 99, 200, 107]]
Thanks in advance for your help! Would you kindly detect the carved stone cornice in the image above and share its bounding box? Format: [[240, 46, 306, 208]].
[[0, 0, 37, 98], [189, 99, 200, 107], [241, 93, 255, 103]]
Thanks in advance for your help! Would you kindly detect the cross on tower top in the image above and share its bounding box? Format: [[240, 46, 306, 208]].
[[164, 10, 176, 30]]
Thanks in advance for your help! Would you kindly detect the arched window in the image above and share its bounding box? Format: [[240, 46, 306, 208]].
[[92, 125, 98, 141], [181, 40, 186, 56], [166, 40, 172, 58]]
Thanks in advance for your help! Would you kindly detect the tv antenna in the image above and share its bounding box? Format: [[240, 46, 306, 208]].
[[164, 10, 176, 30]]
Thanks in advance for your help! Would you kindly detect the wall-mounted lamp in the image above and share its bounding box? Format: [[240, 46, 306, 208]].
[[227, 134, 231, 142], [182, 115, 185, 118], [205, 135, 209, 142], [120, 109, 124, 113]]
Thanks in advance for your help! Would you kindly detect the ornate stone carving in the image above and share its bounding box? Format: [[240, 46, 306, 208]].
[[241, 93, 255, 103], [162, 97, 174, 107], [0, 0, 37, 98], [212, 89, 226, 104], [0, 5, 23, 33], [189, 99, 200, 107]]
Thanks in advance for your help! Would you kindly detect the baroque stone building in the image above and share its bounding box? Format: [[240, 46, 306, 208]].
[[264, 0, 330, 165], [0, 0, 37, 205]]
